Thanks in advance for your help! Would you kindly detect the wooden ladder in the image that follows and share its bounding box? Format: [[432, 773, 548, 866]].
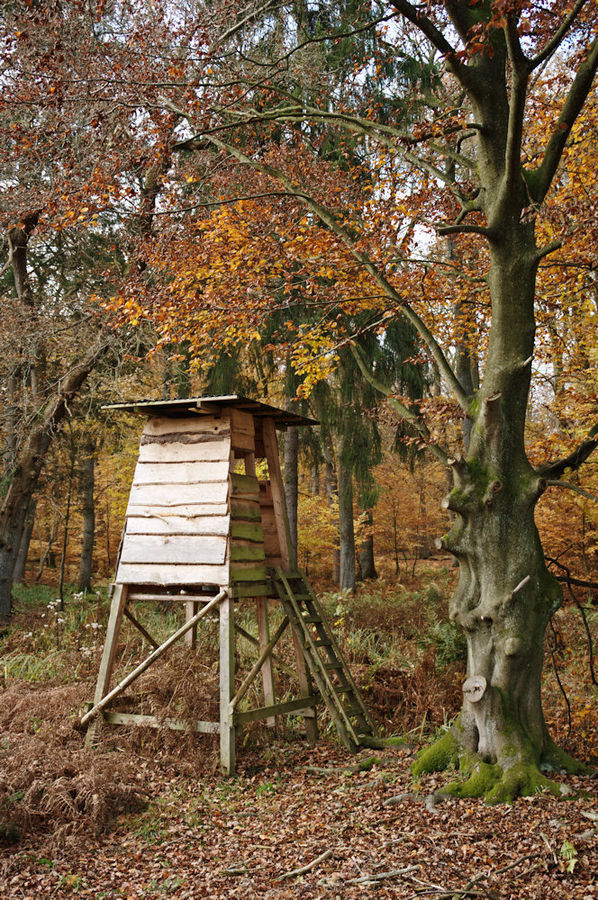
[[272, 568, 377, 752]]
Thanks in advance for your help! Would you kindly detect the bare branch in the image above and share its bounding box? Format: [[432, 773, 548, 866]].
[[546, 480, 598, 504], [536, 426, 598, 479], [529, 36, 598, 203], [501, 18, 530, 206], [437, 223, 491, 237], [530, 0, 590, 70], [218, 0, 280, 44], [389, 0, 471, 90]]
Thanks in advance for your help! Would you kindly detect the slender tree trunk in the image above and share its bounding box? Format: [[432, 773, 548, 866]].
[[283, 425, 299, 563], [78, 439, 96, 592], [12, 499, 36, 585], [59, 444, 76, 607], [337, 456, 355, 591], [357, 509, 377, 580]]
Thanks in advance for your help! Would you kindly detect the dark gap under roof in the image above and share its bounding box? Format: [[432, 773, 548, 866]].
[[102, 395, 318, 428]]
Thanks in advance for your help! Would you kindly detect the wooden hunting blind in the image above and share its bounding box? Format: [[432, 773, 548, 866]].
[[82, 395, 376, 772]]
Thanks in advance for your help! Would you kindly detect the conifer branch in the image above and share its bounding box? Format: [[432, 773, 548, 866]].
[[349, 344, 450, 466]]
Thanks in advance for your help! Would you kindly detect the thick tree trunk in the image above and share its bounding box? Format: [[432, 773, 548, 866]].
[[78, 440, 96, 592], [283, 425, 299, 563], [416, 226, 580, 799], [337, 457, 355, 591]]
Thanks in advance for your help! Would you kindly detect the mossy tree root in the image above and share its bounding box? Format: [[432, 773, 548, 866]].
[[411, 729, 590, 804]]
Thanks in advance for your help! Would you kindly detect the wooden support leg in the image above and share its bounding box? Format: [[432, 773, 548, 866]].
[[184, 601, 199, 648], [219, 592, 236, 775], [86, 584, 128, 747], [292, 630, 319, 744], [256, 597, 276, 726]]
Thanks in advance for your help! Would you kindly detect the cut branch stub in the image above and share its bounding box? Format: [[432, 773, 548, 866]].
[[447, 455, 469, 489], [462, 675, 487, 703], [483, 479, 503, 507], [482, 393, 502, 454]]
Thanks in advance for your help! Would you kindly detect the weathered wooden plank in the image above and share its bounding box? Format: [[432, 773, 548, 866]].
[[264, 532, 281, 556], [134, 460, 230, 485], [230, 521, 264, 542], [85, 584, 128, 747], [143, 415, 230, 437], [230, 563, 267, 583], [229, 408, 255, 436], [127, 591, 219, 603], [230, 543, 266, 562], [138, 437, 231, 463], [229, 582, 271, 598], [103, 711, 220, 734], [256, 596, 275, 726], [262, 420, 294, 570], [116, 562, 229, 585], [230, 431, 254, 452], [120, 534, 228, 565], [125, 515, 229, 537], [230, 499, 261, 521], [234, 696, 320, 725], [126, 503, 229, 519], [230, 473, 259, 495], [127, 480, 228, 509]]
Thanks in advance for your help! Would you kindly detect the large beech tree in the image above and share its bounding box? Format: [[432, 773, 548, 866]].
[[126, 0, 598, 799]]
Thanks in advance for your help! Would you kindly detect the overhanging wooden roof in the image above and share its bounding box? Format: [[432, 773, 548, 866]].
[[102, 395, 318, 427]]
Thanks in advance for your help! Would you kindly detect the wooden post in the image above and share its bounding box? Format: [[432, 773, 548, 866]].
[[262, 418, 319, 743], [184, 600, 199, 648], [85, 583, 128, 746], [219, 591, 236, 775], [244, 450, 276, 724]]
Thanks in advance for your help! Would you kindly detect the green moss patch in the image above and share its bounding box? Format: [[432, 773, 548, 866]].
[[411, 729, 459, 776]]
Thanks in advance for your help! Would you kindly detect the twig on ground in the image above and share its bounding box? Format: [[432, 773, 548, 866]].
[[280, 848, 333, 879], [346, 864, 419, 884]]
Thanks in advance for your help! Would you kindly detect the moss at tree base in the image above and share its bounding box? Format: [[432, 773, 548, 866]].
[[411, 729, 459, 776], [411, 729, 585, 803]]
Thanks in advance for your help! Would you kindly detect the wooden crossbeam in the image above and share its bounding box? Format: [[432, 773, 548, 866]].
[[81, 588, 227, 727], [103, 711, 219, 734], [234, 695, 320, 725]]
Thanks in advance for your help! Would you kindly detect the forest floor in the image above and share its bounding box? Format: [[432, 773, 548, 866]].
[[0, 568, 596, 898]]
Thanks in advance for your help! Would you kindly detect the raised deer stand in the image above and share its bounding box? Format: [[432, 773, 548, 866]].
[[82, 396, 375, 774]]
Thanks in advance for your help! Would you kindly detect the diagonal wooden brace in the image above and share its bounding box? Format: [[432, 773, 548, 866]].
[[230, 615, 289, 711], [81, 588, 227, 727]]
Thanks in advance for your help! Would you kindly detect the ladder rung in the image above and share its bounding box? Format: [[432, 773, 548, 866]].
[[312, 639, 332, 647], [301, 615, 321, 624], [325, 662, 343, 671], [344, 705, 366, 717]]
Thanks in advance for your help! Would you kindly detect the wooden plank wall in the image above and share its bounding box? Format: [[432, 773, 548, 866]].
[[117, 415, 232, 586], [259, 482, 283, 569]]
